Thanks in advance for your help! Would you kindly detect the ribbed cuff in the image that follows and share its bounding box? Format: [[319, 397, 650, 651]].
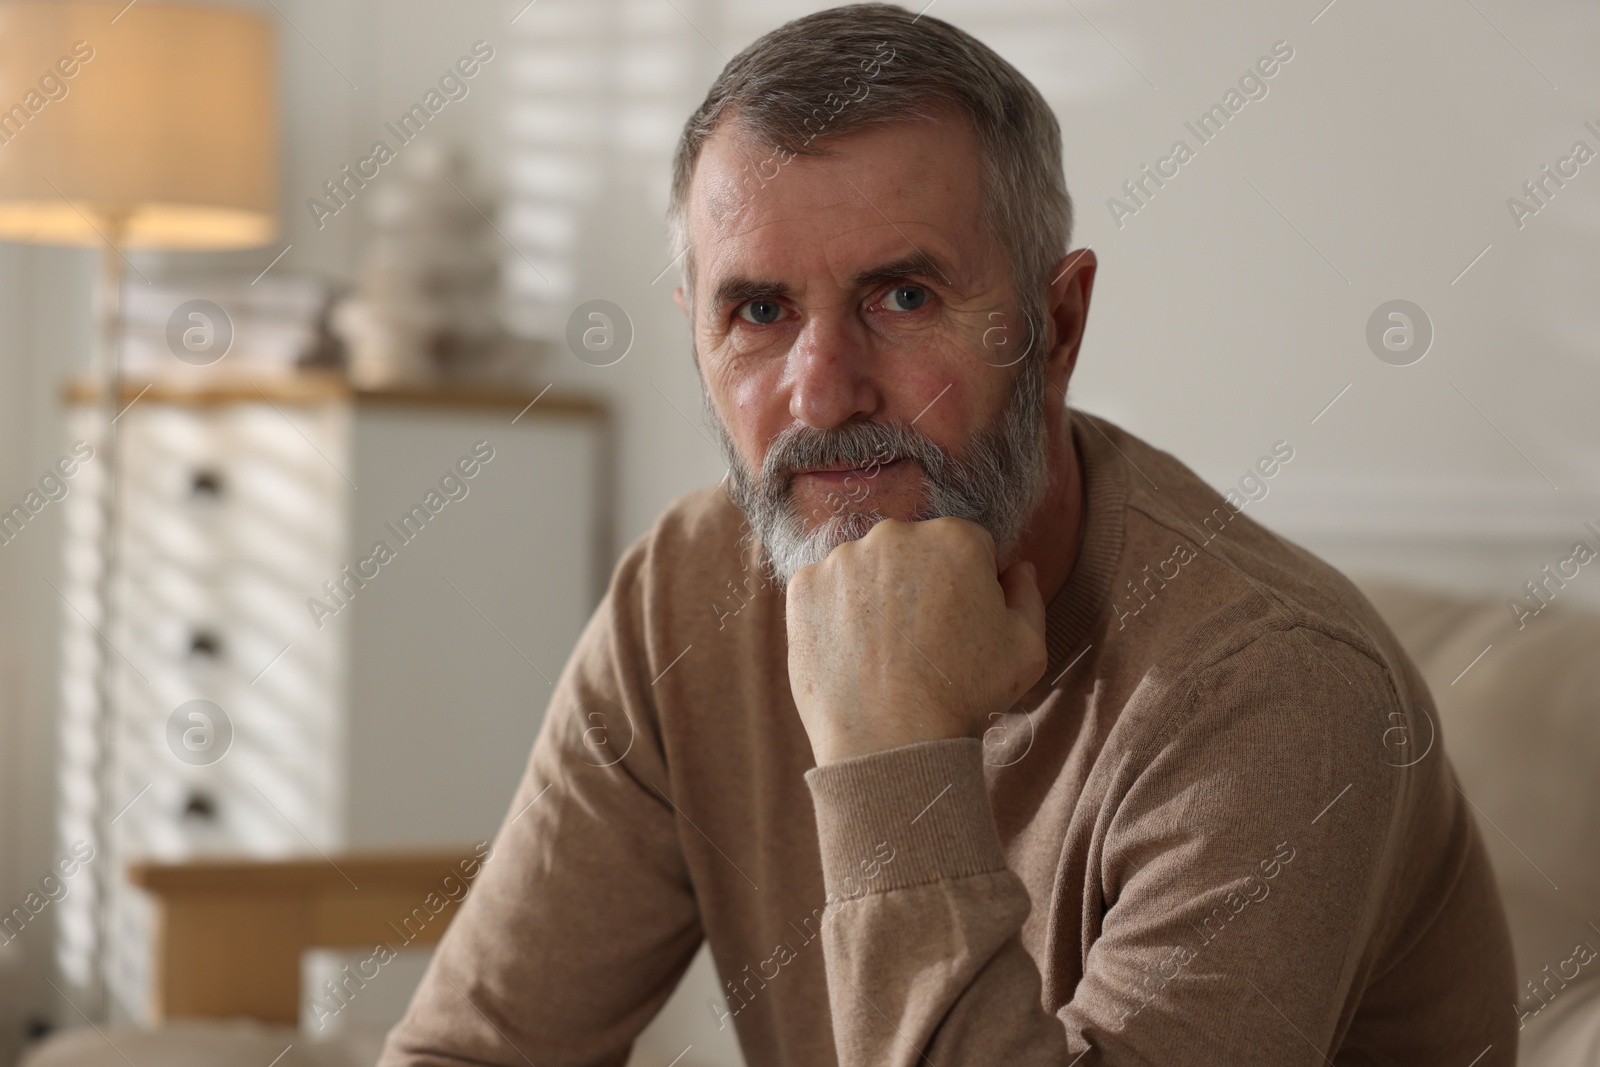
[[804, 737, 1007, 899]]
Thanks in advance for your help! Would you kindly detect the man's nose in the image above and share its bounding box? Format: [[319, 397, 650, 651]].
[[787, 312, 878, 429]]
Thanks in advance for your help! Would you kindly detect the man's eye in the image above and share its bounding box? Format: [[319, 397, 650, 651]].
[[736, 299, 784, 325], [883, 285, 929, 312]]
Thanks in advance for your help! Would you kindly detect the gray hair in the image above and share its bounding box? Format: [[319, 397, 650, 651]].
[[667, 2, 1073, 330]]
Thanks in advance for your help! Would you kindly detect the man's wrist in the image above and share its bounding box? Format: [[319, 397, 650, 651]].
[[810, 719, 968, 766], [804, 700, 972, 766]]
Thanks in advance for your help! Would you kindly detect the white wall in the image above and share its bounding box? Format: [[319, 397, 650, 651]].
[[0, 244, 96, 1063]]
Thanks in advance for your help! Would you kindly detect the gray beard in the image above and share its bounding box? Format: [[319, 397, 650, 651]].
[[705, 344, 1054, 590]]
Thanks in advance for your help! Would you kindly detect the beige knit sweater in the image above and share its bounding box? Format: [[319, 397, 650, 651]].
[[379, 409, 1517, 1066]]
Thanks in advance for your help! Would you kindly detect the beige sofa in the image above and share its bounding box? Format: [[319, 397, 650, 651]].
[[22, 580, 1600, 1066], [1358, 581, 1600, 1065]]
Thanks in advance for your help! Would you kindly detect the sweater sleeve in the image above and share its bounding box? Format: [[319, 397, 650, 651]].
[[377, 548, 702, 1067], [803, 627, 1515, 1066]]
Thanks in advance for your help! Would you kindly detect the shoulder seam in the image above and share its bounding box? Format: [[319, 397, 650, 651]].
[[1122, 499, 1391, 678], [1141, 619, 1405, 763]]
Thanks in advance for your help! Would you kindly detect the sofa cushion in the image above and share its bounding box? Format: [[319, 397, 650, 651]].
[[19, 1019, 387, 1067], [1357, 579, 1600, 1062]]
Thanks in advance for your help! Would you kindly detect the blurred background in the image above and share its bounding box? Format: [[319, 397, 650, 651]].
[[0, 0, 1597, 1065]]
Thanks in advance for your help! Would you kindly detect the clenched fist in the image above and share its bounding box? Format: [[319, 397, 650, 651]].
[[785, 516, 1049, 765]]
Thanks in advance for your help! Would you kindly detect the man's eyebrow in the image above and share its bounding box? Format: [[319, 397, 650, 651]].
[[851, 250, 954, 290], [709, 251, 956, 311], [712, 277, 791, 309]]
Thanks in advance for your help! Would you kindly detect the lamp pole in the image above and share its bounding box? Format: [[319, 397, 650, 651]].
[[86, 212, 127, 1022]]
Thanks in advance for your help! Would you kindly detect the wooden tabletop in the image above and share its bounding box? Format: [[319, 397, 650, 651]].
[[127, 847, 483, 894], [63, 369, 607, 417]]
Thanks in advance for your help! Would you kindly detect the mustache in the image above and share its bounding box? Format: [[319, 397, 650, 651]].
[[758, 419, 949, 496]]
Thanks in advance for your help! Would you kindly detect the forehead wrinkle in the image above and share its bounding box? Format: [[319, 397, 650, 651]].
[[697, 210, 855, 299], [697, 127, 832, 230], [697, 170, 754, 235], [696, 146, 937, 242], [691, 153, 987, 308]]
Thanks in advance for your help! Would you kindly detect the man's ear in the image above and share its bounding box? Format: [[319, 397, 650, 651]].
[[1044, 248, 1097, 389], [673, 285, 688, 318]]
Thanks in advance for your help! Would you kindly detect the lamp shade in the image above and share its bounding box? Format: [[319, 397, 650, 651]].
[[0, 1, 276, 249]]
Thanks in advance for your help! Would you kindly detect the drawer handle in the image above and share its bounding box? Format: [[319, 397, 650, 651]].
[[188, 630, 223, 659], [182, 790, 218, 822], [190, 469, 224, 497]]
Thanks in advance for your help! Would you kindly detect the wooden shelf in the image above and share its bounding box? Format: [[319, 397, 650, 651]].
[[63, 370, 607, 419], [127, 847, 479, 894]]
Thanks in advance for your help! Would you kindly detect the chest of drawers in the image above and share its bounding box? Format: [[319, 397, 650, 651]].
[[56, 373, 609, 1022]]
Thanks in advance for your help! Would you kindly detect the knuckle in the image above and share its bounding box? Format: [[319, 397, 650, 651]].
[[945, 524, 988, 562], [866, 517, 903, 543], [790, 563, 819, 595]]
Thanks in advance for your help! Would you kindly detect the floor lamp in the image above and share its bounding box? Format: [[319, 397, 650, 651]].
[[0, 1, 277, 1022]]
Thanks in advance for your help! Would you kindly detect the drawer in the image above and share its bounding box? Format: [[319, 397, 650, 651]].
[[116, 402, 350, 577], [115, 567, 341, 689]]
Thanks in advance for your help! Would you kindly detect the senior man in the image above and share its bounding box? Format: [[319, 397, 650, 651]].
[[381, 5, 1517, 1065]]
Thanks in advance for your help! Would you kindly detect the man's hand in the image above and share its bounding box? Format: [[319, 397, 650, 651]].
[[785, 516, 1048, 765]]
